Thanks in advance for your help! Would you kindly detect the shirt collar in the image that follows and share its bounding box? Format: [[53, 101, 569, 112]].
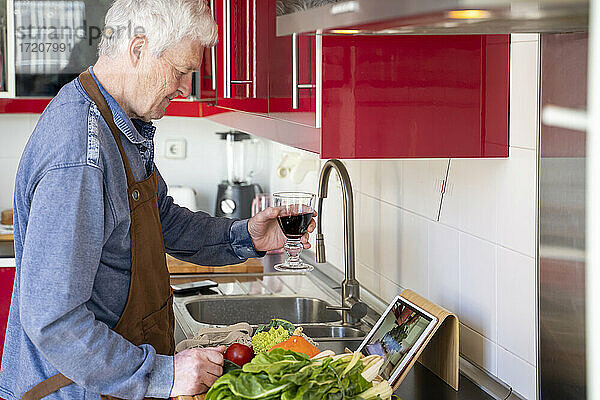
[[87, 67, 156, 145]]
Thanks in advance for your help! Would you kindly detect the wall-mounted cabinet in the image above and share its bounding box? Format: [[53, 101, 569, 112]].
[[210, 32, 510, 158], [207, 1, 510, 159]]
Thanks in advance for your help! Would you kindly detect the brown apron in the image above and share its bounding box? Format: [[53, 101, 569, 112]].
[[22, 70, 175, 400]]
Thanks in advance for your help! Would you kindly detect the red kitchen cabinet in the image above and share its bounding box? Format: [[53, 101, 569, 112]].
[[320, 34, 510, 158], [214, 0, 269, 114], [211, 32, 510, 158], [0, 267, 16, 367]]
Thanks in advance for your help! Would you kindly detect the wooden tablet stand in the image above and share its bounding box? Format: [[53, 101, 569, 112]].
[[394, 289, 460, 391]]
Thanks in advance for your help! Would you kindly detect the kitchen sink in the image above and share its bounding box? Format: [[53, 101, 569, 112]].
[[184, 295, 342, 325], [172, 274, 374, 355]]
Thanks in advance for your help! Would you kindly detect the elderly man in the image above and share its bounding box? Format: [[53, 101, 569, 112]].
[[0, 0, 314, 399]]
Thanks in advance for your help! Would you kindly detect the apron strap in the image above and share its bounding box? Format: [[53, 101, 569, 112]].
[[21, 374, 73, 400], [78, 70, 136, 186]]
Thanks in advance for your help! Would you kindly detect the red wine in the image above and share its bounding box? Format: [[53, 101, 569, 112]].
[[277, 212, 313, 238]]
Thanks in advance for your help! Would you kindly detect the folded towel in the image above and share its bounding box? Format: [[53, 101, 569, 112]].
[[175, 322, 253, 353]]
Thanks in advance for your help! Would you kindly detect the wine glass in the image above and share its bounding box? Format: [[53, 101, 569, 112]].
[[252, 193, 282, 254], [273, 191, 316, 272]]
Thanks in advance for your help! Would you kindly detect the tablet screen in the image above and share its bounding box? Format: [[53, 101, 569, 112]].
[[357, 295, 438, 384]]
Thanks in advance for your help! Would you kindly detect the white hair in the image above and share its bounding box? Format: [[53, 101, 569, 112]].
[[98, 0, 217, 58]]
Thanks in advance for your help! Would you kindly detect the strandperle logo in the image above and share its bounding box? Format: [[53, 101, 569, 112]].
[[15, 21, 146, 46]]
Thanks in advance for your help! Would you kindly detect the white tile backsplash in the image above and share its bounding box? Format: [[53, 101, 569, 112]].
[[428, 222, 460, 314], [497, 346, 537, 400], [379, 275, 404, 304], [356, 192, 381, 269], [401, 159, 449, 220], [497, 247, 536, 365], [459, 233, 497, 341], [378, 200, 403, 286], [360, 160, 382, 198], [510, 40, 539, 150], [497, 147, 537, 257], [379, 159, 403, 207], [398, 210, 429, 297], [356, 261, 380, 295], [441, 158, 502, 243], [460, 323, 498, 375]]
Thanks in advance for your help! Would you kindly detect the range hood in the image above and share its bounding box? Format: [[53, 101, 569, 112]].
[[276, 0, 588, 36]]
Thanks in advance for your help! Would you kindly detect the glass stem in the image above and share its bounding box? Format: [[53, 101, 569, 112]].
[[284, 239, 303, 266]]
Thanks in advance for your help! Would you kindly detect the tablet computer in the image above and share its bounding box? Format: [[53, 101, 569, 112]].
[[357, 295, 438, 385]]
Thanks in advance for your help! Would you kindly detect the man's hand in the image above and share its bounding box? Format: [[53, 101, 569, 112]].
[[170, 346, 225, 397], [248, 207, 316, 252]]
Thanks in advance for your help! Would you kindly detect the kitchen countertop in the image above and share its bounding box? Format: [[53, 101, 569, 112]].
[[172, 253, 504, 400], [395, 362, 495, 400]]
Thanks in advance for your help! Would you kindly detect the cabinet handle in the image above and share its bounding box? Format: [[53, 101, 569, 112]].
[[224, 0, 255, 99], [292, 32, 315, 110]]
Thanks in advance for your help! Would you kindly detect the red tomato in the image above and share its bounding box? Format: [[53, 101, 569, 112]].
[[225, 343, 254, 366]]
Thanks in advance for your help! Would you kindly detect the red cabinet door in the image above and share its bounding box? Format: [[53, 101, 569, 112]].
[[0, 267, 15, 367], [320, 34, 510, 159], [215, 0, 269, 114], [195, 0, 219, 102], [268, 0, 318, 127]]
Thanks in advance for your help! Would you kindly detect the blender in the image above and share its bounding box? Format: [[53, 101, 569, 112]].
[[215, 131, 263, 219]]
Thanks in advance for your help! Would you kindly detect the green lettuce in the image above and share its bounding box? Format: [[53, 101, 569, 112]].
[[205, 349, 374, 400]]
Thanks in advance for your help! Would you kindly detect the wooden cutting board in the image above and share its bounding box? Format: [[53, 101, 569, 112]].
[[166, 254, 263, 274], [0, 234, 13, 242]]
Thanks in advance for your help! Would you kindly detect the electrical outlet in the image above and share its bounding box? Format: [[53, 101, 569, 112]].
[[165, 138, 186, 159]]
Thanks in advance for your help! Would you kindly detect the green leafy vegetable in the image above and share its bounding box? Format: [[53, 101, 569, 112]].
[[206, 349, 389, 400], [223, 359, 242, 375]]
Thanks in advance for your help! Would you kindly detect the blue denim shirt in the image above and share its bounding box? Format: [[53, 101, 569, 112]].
[[0, 69, 261, 400]]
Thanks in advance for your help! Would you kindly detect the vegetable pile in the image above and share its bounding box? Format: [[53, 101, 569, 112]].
[[205, 348, 392, 400]]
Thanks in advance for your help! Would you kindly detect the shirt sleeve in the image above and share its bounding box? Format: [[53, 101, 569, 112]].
[[19, 165, 173, 399], [230, 220, 266, 259], [155, 168, 262, 265]]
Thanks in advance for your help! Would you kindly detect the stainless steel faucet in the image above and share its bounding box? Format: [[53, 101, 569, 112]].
[[316, 159, 368, 325]]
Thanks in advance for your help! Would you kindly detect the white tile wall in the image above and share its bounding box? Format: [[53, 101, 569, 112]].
[[428, 222, 460, 314], [496, 147, 537, 257], [399, 159, 448, 221], [460, 323, 498, 375], [398, 210, 429, 297], [497, 346, 537, 400], [497, 247, 536, 365], [459, 233, 497, 341], [440, 158, 503, 243], [509, 39, 539, 150]]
